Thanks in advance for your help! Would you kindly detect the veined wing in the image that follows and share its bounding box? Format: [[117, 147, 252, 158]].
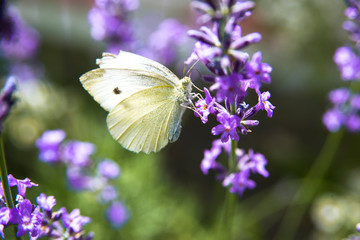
[[106, 86, 185, 153], [80, 68, 176, 112], [97, 51, 179, 86]]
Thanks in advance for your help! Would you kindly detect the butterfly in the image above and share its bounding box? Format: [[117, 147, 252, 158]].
[[80, 51, 193, 154]]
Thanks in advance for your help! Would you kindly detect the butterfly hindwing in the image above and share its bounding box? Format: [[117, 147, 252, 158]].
[[107, 86, 182, 153]]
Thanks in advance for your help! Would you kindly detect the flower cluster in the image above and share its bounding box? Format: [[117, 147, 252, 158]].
[[0, 175, 93, 239], [201, 140, 268, 195], [188, 1, 274, 195], [36, 130, 129, 228], [323, 0, 360, 132], [323, 88, 360, 132], [140, 18, 188, 65], [0, 6, 39, 61], [88, 0, 139, 53], [0, 3, 41, 81]]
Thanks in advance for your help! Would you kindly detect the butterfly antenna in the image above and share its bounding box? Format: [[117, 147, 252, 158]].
[[186, 59, 201, 77], [183, 62, 188, 77]]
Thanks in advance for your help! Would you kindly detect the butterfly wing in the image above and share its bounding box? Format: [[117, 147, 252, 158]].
[[80, 51, 188, 153], [80, 51, 179, 112], [107, 85, 185, 153], [97, 51, 179, 85]]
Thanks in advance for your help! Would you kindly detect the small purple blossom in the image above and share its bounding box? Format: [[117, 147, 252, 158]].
[[36, 129, 66, 163], [62, 141, 95, 167], [106, 201, 129, 228], [66, 167, 92, 191], [144, 19, 188, 65], [62, 208, 91, 233], [97, 159, 120, 179], [222, 170, 256, 195], [9, 199, 42, 238], [200, 141, 222, 175], [350, 94, 360, 109], [245, 51, 272, 91], [346, 114, 360, 132], [194, 88, 216, 123], [212, 112, 240, 142], [98, 185, 118, 203], [323, 88, 360, 133], [257, 91, 275, 118], [334, 46, 360, 81], [210, 74, 245, 104], [323, 109, 344, 132], [238, 149, 269, 177], [0, 207, 9, 238], [8, 174, 38, 198], [329, 87, 351, 105], [88, 0, 138, 53], [36, 193, 56, 212]]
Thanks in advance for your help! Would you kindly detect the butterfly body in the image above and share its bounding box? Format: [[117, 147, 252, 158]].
[[80, 51, 192, 154]]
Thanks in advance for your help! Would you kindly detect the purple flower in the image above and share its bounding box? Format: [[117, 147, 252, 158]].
[[200, 141, 222, 175], [212, 112, 240, 142], [0, 7, 39, 60], [257, 91, 275, 118], [222, 170, 256, 195], [61, 141, 95, 167], [97, 159, 120, 179], [350, 94, 360, 111], [88, 0, 137, 53], [98, 185, 118, 203], [106, 201, 129, 228], [186, 41, 222, 68], [345, 6, 359, 20], [346, 114, 360, 132], [0, 76, 17, 131], [145, 19, 187, 65], [238, 149, 269, 177], [244, 51, 272, 91], [8, 174, 38, 198], [333, 46, 360, 81], [0, 207, 9, 239], [194, 88, 216, 123], [36, 193, 56, 212], [357, 222, 360, 232], [9, 199, 42, 238], [329, 88, 350, 105], [210, 74, 245, 104], [323, 109, 344, 132], [66, 167, 92, 191], [62, 208, 90, 233], [36, 129, 66, 163]]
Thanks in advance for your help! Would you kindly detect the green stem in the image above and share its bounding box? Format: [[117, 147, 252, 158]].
[[0, 135, 14, 208], [274, 129, 344, 240], [0, 135, 21, 240]]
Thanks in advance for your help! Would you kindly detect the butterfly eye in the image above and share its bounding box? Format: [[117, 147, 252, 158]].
[[113, 87, 121, 95]]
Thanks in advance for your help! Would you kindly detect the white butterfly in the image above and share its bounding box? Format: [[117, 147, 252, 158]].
[[80, 51, 193, 154]]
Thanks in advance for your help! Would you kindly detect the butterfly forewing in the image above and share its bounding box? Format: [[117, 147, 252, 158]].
[[97, 51, 179, 86], [80, 69, 175, 112]]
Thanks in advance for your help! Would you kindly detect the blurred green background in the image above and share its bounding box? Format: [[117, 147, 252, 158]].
[[2, 0, 360, 239]]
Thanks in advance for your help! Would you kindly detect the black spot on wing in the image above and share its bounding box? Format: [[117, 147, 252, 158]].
[[113, 87, 121, 95]]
